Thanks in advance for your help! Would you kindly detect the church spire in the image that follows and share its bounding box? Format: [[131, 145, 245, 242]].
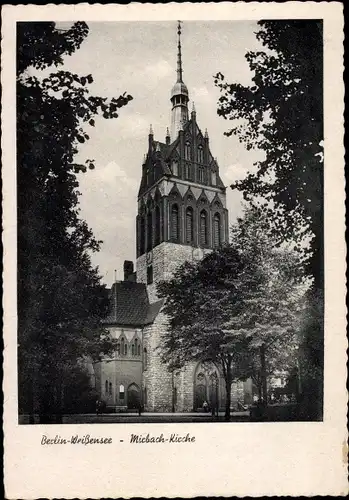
[[170, 21, 189, 140], [176, 21, 183, 83]]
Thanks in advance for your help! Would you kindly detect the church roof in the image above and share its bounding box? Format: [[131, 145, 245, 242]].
[[103, 281, 163, 327], [138, 116, 225, 197]]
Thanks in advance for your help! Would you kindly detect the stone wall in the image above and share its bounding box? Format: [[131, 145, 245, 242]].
[[142, 312, 173, 412], [136, 240, 254, 413], [174, 364, 195, 412], [137, 241, 206, 303]]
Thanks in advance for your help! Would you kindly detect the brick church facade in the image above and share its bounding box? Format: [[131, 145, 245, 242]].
[[93, 23, 252, 412]]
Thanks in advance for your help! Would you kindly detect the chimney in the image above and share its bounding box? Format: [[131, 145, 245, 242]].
[[123, 260, 134, 281]]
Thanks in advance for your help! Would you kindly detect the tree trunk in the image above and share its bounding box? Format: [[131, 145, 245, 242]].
[[260, 345, 268, 405], [55, 377, 63, 424], [224, 379, 231, 421], [28, 375, 35, 424], [224, 355, 232, 421]]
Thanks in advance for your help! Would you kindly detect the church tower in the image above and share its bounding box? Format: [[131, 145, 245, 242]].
[[136, 22, 229, 303]]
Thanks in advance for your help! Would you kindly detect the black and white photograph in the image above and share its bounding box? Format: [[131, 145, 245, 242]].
[[2, 2, 346, 498], [16, 17, 325, 425]]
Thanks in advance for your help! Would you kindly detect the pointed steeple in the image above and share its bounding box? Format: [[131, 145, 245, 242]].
[[176, 20, 183, 83], [148, 124, 154, 151], [170, 21, 189, 140], [166, 127, 170, 145], [191, 101, 196, 121]]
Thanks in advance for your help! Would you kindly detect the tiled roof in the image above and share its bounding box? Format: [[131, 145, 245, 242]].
[[102, 281, 162, 326]]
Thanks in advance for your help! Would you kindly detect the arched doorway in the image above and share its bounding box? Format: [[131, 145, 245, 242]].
[[127, 383, 140, 409], [194, 372, 207, 409]]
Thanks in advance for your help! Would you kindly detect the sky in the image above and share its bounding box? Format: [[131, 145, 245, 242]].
[[54, 21, 265, 286]]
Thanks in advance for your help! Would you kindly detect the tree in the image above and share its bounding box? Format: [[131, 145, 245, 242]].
[[214, 20, 323, 285], [17, 22, 132, 422], [226, 206, 305, 405], [158, 206, 305, 420], [214, 20, 323, 419], [157, 246, 246, 421]]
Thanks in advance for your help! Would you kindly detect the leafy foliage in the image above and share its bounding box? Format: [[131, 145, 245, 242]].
[[215, 20, 324, 419], [158, 206, 306, 419], [17, 22, 132, 421], [214, 20, 323, 285]]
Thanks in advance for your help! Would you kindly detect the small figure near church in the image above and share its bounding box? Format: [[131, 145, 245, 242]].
[[203, 400, 208, 412], [95, 399, 102, 416]]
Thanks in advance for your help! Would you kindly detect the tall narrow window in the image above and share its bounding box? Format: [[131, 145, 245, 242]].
[[198, 145, 204, 163], [109, 382, 112, 395], [147, 211, 152, 251], [105, 380, 108, 394], [198, 166, 204, 183], [116, 343, 120, 355], [121, 337, 124, 355], [137, 344, 141, 356], [132, 344, 135, 356], [144, 348, 148, 369], [186, 207, 194, 244], [140, 217, 145, 255], [185, 163, 192, 180], [172, 161, 178, 176], [200, 210, 208, 246], [135, 339, 138, 356], [212, 171, 217, 186], [155, 206, 160, 245], [171, 204, 179, 242], [119, 384, 125, 400], [124, 344, 127, 356], [214, 213, 221, 247], [185, 142, 191, 160], [147, 265, 153, 284]]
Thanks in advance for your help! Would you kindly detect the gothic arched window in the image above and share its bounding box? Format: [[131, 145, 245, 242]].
[[185, 163, 192, 180], [198, 166, 204, 183], [198, 145, 204, 163], [185, 142, 191, 160], [140, 217, 145, 255], [124, 343, 128, 356], [105, 380, 108, 394], [109, 382, 112, 395], [186, 207, 194, 244], [119, 384, 125, 400], [200, 210, 208, 246], [155, 206, 160, 245], [135, 338, 138, 356], [171, 204, 179, 242], [121, 337, 125, 355], [172, 160, 178, 176], [132, 344, 135, 356], [212, 171, 217, 186], [147, 211, 152, 251], [137, 344, 141, 356], [144, 348, 148, 369], [214, 213, 221, 247]]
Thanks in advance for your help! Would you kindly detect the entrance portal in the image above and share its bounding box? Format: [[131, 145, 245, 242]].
[[127, 383, 140, 409], [195, 383, 207, 409]]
